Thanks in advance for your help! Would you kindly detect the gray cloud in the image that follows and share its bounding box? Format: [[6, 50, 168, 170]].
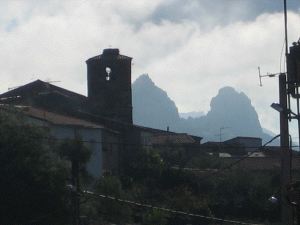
[[147, 0, 300, 28]]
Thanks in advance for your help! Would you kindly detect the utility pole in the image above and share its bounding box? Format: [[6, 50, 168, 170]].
[[71, 137, 81, 225], [219, 126, 230, 143], [279, 73, 293, 225], [281, 0, 294, 224]]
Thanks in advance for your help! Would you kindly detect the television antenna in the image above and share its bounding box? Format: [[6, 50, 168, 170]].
[[257, 66, 281, 86], [8, 85, 21, 91]]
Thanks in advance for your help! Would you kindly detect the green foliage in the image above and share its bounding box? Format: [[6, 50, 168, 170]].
[[59, 138, 91, 166], [0, 109, 70, 225], [160, 146, 191, 168], [93, 176, 133, 224], [122, 147, 164, 184], [59, 138, 92, 184], [142, 209, 168, 225], [187, 152, 222, 169], [93, 147, 215, 224], [95, 146, 281, 225], [72, 140, 281, 225], [210, 170, 280, 222]]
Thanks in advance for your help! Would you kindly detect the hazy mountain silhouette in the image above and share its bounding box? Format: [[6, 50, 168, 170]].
[[132, 74, 180, 130], [204, 87, 263, 138], [132, 74, 274, 143]]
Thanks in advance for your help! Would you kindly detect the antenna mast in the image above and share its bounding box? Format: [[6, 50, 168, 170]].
[[280, 0, 293, 224]]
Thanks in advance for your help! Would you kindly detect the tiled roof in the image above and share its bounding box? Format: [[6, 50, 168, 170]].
[[0, 79, 88, 103], [231, 136, 262, 140], [224, 136, 262, 142], [151, 133, 197, 145], [21, 106, 104, 129]]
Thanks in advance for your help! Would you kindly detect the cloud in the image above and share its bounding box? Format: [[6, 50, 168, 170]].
[[148, 0, 300, 28], [1, 0, 300, 137], [141, 12, 300, 135]]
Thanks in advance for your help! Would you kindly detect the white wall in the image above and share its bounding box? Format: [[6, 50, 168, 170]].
[[50, 125, 103, 178]]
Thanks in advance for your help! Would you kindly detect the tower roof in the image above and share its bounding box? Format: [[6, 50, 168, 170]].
[[86, 48, 132, 62]]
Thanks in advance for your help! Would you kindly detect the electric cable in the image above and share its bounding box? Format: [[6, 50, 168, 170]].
[[82, 190, 265, 225]]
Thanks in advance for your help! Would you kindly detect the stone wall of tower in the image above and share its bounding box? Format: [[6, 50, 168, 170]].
[[86, 49, 132, 124]]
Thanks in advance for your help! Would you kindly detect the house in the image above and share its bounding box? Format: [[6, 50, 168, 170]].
[[223, 136, 262, 153], [149, 132, 202, 164], [150, 133, 201, 146], [200, 140, 246, 156], [200, 136, 264, 157], [0, 105, 120, 177], [199, 138, 300, 171], [0, 48, 202, 176]]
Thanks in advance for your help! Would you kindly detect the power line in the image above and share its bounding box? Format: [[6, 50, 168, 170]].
[[82, 190, 265, 225], [196, 135, 282, 182]]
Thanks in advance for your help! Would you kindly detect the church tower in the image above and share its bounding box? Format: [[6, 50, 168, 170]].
[[86, 49, 132, 124]]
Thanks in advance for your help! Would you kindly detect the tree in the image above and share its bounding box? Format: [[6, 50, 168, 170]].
[[0, 109, 70, 225], [58, 138, 92, 186], [210, 169, 280, 223], [58, 138, 92, 225], [94, 176, 133, 224]]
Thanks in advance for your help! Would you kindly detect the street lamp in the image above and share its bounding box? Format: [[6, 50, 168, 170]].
[[271, 103, 284, 113], [271, 102, 299, 119], [269, 196, 278, 204]]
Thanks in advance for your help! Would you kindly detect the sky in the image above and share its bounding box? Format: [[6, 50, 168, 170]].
[[1, 0, 300, 139]]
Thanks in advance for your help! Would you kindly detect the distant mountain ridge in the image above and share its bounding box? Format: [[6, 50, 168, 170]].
[[179, 111, 205, 119], [132, 74, 275, 143], [132, 74, 180, 130]]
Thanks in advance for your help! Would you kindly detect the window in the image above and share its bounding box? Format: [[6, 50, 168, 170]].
[[105, 67, 111, 81]]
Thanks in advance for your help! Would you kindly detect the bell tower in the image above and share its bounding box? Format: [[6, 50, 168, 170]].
[[86, 48, 132, 124]]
